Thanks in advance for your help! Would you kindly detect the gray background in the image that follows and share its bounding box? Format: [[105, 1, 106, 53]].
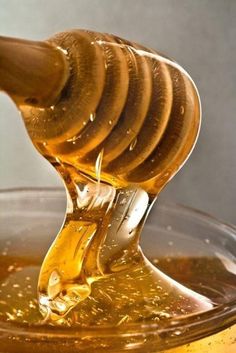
[[0, 0, 235, 224]]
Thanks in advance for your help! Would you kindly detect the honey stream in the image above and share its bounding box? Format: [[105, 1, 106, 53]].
[[0, 30, 212, 326]]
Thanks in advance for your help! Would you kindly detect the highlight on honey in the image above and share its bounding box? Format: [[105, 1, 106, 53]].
[[0, 30, 208, 325]]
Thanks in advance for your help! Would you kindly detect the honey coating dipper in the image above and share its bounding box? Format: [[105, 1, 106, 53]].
[[0, 30, 211, 324]]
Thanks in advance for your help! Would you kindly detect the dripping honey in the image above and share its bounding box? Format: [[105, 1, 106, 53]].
[[17, 31, 204, 321]]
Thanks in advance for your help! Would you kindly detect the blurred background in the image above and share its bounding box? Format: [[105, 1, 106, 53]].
[[0, 0, 235, 223]]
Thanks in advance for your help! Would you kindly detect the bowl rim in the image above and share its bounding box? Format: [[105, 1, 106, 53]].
[[1, 186, 236, 232], [0, 187, 235, 350]]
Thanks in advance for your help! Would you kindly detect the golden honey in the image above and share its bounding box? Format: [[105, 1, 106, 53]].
[[0, 30, 235, 352]]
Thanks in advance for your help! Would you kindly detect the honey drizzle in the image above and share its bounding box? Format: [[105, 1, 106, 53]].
[[0, 30, 211, 324]]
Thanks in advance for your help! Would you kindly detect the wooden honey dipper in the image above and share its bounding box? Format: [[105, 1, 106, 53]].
[[0, 31, 210, 324]]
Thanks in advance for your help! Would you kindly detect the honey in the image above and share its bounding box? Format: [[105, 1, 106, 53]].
[[0, 30, 235, 352], [0, 214, 235, 352]]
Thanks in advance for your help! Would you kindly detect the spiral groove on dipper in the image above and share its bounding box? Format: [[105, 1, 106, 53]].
[[21, 30, 200, 194]]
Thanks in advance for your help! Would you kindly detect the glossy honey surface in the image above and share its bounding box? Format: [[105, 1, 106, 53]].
[[21, 30, 200, 195], [1, 29, 233, 353], [15, 30, 205, 323]]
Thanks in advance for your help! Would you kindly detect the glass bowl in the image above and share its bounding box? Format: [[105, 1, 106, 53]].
[[0, 188, 235, 353]]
